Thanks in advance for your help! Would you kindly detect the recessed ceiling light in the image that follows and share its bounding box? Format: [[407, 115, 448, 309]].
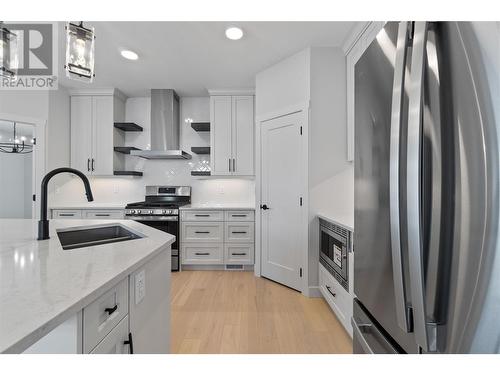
[[121, 50, 139, 60], [225, 27, 243, 40]]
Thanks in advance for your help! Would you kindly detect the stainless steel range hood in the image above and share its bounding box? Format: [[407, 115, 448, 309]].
[[130, 89, 191, 159]]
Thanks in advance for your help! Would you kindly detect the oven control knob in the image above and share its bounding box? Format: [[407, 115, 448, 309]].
[[137, 210, 141, 214], [162, 209, 167, 214], [167, 209, 172, 215], [149, 210, 154, 214], [130, 210, 136, 214]]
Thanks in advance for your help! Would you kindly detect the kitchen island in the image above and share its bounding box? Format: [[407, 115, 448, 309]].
[[0, 219, 174, 354]]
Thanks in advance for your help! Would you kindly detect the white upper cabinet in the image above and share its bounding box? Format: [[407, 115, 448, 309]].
[[70, 89, 126, 176], [346, 22, 384, 161], [210, 92, 254, 176]]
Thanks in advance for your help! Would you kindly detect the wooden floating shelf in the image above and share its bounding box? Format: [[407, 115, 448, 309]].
[[191, 122, 210, 132], [114, 122, 143, 132], [191, 171, 211, 176], [113, 171, 143, 177], [114, 146, 141, 154], [191, 146, 210, 155]]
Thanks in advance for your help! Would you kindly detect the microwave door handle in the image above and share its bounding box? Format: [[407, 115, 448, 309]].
[[407, 21, 431, 352], [389, 21, 412, 334]]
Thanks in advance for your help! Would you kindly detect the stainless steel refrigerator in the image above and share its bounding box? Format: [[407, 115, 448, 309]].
[[353, 21, 500, 354]]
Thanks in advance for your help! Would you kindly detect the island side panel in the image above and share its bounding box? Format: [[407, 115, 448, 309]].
[[128, 245, 171, 353]]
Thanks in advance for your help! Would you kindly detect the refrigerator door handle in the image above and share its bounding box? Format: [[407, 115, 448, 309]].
[[407, 21, 432, 352], [389, 21, 412, 334]]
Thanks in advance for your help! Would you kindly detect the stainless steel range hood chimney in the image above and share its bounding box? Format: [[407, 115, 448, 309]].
[[130, 89, 191, 159]]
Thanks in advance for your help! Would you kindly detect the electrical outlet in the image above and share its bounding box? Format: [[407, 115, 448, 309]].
[[217, 185, 224, 194], [113, 184, 119, 194], [135, 270, 146, 305]]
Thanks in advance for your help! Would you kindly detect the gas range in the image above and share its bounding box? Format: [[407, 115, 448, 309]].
[[125, 186, 191, 271]]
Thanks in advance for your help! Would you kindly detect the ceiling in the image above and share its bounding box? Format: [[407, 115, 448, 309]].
[[57, 21, 358, 97]]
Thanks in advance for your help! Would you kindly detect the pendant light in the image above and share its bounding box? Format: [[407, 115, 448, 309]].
[[0, 122, 34, 154], [0, 22, 19, 80], [64, 22, 95, 82]]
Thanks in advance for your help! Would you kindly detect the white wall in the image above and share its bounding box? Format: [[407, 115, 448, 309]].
[[255, 48, 311, 117], [50, 96, 255, 206], [308, 47, 352, 288]]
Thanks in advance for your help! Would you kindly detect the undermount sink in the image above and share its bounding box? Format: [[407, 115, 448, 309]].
[[56, 224, 143, 250]]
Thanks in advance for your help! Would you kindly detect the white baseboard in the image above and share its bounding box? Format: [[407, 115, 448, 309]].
[[307, 286, 322, 298]]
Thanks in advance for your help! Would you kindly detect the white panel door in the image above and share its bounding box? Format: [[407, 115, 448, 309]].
[[232, 96, 254, 175], [261, 112, 303, 291], [70, 96, 93, 174], [210, 96, 232, 175], [92, 96, 114, 175]]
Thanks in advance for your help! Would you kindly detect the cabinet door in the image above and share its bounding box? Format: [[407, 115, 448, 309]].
[[210, 96, 232, 175], [92, 96, 114, 176], [232, 96, 254, 175], [70, 96, 93, 174], [90, 316, 130, 354]]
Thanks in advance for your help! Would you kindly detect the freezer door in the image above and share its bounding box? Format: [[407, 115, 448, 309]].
[[406, 22, 500, 353], [354, 21, 418, 354]]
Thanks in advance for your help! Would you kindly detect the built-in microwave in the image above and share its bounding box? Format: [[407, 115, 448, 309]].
[[319, 218, 351, 291]]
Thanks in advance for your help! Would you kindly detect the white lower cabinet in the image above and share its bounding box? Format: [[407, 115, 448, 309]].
[[319, 263, 353, 336], [181, 209, 255, 267], [182, 243, 224, 265], [51, 209, 125, 220], [83, 277, 129, 353], [90, 316, 131, 354]]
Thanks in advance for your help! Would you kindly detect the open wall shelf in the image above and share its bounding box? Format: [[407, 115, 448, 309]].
[[114, 146, 142, 154], [113, 171, 143, 177], [114, 122, 143, 132], [191, 146, 210, 155], [191, 171, 211, 176], [191, 122, 210, 132]]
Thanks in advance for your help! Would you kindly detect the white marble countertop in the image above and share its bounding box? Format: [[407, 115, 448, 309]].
[[180, 203, 255, 210], [317, 212, 354, 232], [50, 202, 127, 210], [0, 219, 175, 354]]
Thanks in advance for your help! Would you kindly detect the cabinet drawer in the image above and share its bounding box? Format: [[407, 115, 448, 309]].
[[84, 210, 124, 219], [90, 316, 130, 354], [181, 222, 223, 242], [225, 210, 254, 222], [52, 209, 82, 219], [83, 278, 129, 353], [182, 243, 224, 265], [181, 210, 224, 222], [224, 222, 254, 243], [319, 264, 352, 335], [224, 243, 254, 265]]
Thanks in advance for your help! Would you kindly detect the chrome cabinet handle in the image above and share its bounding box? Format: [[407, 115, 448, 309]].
[[389, 21, 412, 334], [407, 21, 431, 352], [326, 285, 336, 298]]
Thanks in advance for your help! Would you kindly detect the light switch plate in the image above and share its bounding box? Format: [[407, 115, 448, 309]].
[[135, 270, 146, 305]]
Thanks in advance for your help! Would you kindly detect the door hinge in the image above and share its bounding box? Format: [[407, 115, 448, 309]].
[[299, 268, 303, 278], [300, 197, 303, 206], [32, 194, 36, 202], [300, 126, 303, 135]]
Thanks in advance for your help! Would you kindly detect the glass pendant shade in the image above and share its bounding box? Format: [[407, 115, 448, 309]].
[[0, 22, 19, 80], [65, 22, 95, 82]]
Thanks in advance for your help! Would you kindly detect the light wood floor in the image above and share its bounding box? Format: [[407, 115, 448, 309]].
[[171, 270, 352, 354]]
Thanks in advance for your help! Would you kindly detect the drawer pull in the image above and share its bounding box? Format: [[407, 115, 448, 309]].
[[59, 213, 75, 217], [195, 214, 210, 217], [232, 231, 247, 234], [124, 332, 134, 354], [95, 214, 110, 217], [104, 304, 118, 315], [195, 231, 210, 234], [232, 252, 247, 256], [232, 214, 247, 217], [326, 285, 336, 298], [195, 252, 210, 256]]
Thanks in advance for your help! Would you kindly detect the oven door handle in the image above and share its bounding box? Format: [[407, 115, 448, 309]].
[[125, 216, 179, 222]]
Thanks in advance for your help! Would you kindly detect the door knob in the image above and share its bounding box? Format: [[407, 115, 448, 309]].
[[260, 204, 269, 210]]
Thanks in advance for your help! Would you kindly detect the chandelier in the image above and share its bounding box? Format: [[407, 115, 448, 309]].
[[0, 122, 34, 154]]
